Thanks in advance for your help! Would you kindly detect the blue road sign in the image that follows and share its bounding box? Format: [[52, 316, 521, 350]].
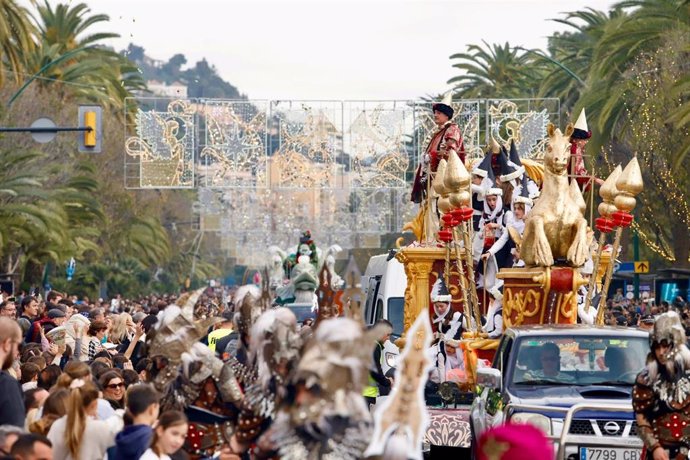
[[615, 262, 635, 273]]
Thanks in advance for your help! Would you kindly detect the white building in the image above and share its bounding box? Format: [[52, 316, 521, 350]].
[[147, 80, 188, 98]]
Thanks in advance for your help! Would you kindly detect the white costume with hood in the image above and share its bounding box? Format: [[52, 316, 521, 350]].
[[483, 282, 504, 338], [577, 258, 598, 325], [473, 188, 507, 290]]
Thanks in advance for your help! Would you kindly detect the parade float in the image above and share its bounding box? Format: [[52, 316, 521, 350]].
[[397, 112, 644, 391], [388, 98, 645, 451]]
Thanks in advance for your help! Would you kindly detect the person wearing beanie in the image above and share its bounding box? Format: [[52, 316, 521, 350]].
[[25, 309, 66, 343]]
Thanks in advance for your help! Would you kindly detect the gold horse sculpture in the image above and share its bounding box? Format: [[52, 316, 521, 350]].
[[521, 123, 589, 267]]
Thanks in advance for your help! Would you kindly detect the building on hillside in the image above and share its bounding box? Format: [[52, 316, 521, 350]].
[[147, 80, 188, 98]]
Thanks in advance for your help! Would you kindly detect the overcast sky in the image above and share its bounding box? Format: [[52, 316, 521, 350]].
[[76, 0, 619, 100]]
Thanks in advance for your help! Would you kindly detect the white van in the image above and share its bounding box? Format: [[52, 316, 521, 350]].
[[361, 252, 407, 374], [362, 252, 406, 338]]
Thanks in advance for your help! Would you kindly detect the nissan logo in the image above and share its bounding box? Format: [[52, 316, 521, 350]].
[[603, 421, 621, 435]]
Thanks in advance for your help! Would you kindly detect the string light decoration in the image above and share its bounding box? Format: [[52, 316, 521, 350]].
[[122, 97, 568, 263], [487, 98, 560, 159], [345, 101, 413, 188], [270, 101, 342, 189], [124, 98, 196, 188], [599, 45, 690, 262], [199, 101, 268, 188]]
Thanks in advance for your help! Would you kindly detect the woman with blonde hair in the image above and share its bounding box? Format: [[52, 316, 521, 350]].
[[108, 314, 131, 345], [47, 380, 122, 460]]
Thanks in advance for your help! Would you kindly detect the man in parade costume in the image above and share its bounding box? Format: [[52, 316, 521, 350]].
[[410, 94, 465, 204], [409, 94, 465, 243], [633, 311, 690, 460]]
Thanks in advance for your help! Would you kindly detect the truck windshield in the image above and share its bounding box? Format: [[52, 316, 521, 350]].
[[510, 335, 648, 386]]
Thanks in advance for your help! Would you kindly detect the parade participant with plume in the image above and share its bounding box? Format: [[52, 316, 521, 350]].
[[254, 317, 389, 459], [633, 311, 690, 459], [224, 307, 302, 456], [146, 289, 245, 459]]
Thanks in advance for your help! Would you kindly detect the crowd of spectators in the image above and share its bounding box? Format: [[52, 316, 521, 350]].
[[0, 288, 237, 460], [602, 288, 688, 333]]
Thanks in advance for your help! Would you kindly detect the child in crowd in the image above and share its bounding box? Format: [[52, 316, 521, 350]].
[[109, 384, 160, 460], [140, 411, 188, 460]]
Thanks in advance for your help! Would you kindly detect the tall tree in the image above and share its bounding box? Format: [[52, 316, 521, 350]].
[[447, 41, 543, 98], [536, 8, 624, 112], [0, 0, 35, 84], [19, 2, 145, 110], [34, 1, 117, 52]]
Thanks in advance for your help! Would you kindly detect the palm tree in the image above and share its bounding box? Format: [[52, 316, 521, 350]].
[[0, 0, 36, 84], [447, 41, 543, 99], [0, 148, 70, 277], [578, 0, 690, 152], [535, 8, 624, 112], [572, 0, 690, 265], [19, 2, 145, 110], [33, 1, 117, 52], [594, 0, 690, 77]]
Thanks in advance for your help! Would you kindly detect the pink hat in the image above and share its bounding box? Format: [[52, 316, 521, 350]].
[[478, 423, 553, 460]]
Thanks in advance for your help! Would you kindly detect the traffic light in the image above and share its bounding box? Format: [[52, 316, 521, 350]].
[[78, 105, 102, 153], [84, 111, 96, 147]]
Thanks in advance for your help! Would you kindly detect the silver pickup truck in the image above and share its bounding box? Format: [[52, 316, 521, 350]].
[[469, 325, 648, 460]]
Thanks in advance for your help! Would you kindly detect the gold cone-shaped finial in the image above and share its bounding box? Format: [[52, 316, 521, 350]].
[[445, 150, 471, 208], [433, 159, 449, 196], [444, 150, 470, 191], [598, 165, 622, 218], [489, 136, 501, 154], [614, 156, 644, 213], [434, 159, 453, 214]]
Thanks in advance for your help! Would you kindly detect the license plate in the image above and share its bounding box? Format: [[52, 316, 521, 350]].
[[579, 447, 641, 460]]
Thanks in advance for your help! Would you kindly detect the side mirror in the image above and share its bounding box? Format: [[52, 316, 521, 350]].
[[477, 367, 502, 391]]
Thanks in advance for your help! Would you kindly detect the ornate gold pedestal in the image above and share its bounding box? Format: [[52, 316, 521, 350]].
[[396, 246, 470, 334], [396, 246, 497, 385], [497, 266, 589, 327]]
